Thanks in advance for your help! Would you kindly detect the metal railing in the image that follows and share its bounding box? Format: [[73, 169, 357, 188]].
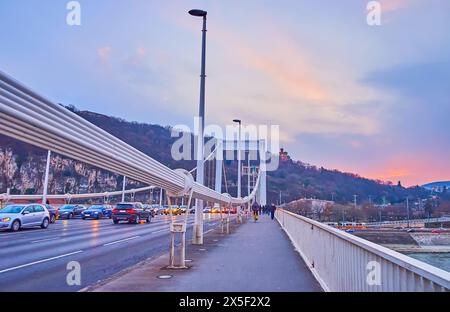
[[367, 217, 450, 227], [0, 70, 260, 206], [276, 209, 450, 292], [0, 186, 156, 202]]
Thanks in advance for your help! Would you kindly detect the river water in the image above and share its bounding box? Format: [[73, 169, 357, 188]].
[[407, 253, 450, 272]]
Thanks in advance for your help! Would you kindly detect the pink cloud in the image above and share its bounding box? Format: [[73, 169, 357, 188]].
[[380, 0, 411, 12], [97, 46, 112, 62], [359, 154, 450, 186]]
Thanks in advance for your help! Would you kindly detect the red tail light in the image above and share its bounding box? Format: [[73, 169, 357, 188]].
[[127, 209, 136, 214], [112, 209, 119, 213]]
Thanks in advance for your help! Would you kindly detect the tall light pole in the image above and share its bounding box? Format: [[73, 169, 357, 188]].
[[190, 9, 208, 244], [121, 176, 126, 202], [42, 150, 51, 205], [233, 119, 242, 199], [233, 119, 242, 222], [406, 196, 410, 228], [247, 153, 251, 197]]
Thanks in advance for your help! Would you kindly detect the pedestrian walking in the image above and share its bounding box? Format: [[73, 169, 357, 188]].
[[270, 203, 277, 220], [252, 201, 260, 222]]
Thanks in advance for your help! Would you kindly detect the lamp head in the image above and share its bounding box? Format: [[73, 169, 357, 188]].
[[189, 9, 207, 17]]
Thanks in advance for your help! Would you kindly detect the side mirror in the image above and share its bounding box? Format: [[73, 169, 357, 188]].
[[23, 211, 30, 215]]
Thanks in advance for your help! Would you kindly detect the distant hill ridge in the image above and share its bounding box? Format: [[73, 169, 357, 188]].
[[0, 106, 432, 204], [422, 181, 450, 191]]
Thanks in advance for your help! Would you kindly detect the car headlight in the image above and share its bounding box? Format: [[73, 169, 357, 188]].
[[2, 218, 11, 222]]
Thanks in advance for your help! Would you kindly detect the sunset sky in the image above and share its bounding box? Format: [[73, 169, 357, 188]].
[[0, 0, 449, 186]]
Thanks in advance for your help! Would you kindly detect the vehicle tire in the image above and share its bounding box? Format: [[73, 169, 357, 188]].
[[41, 218, 50, 229], [113, 219, 119, 224], [96, 214, 101, 220], [82, 217, 86, 220], [50, 214, 56, 224], [11, 220, 21, 232], [146, 215, 151, 223], [68, 213, 73, 219]]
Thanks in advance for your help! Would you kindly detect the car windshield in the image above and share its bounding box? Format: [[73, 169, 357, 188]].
[[0, 205, 25, 213], [89, 206, 103, 210], [116, 204, 133, 209], [60, 205, 75, 210]]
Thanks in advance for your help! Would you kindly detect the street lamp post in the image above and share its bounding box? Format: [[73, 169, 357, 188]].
[[233, 119, 242, 223], [121, 176, 126, 202], [42, 150, 51, 205], [190, 9, 208, 245], [233, 120, 242, 199], [406, 196, 410, 228]]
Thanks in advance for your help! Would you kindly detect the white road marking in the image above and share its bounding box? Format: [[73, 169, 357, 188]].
[[0, 250, 83, 274], [103, 236, 141, 246], [31, 237, 61, 244]]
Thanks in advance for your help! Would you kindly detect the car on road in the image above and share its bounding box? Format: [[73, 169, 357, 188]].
[[82, 205, 113, 220], [203, 207, 212, 213], [143, 204, 157, 218], [0, 204, 50, 232], [58, 205, 87, 219], [150, 204, 163, 215], [164, 205, 182, 216], [45, 204, 59, 223], [112, 202, 152, 224]]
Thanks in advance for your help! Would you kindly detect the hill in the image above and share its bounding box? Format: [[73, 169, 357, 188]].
[[0, 106, 431, 204], [422, 181, 450, 193]]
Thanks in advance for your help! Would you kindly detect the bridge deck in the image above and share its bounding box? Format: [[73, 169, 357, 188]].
[[90, 214, 322, 292]]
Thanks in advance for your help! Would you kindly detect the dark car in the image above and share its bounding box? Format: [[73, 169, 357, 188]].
[[45, 204, 59, 223], [112, 202, 152, 224], [82, 205, 113, 220], [58, 205, 86, 219]]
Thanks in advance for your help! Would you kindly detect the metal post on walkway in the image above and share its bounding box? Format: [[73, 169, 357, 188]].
[[168, 196, 176, 268], [227, 206, 230, 234], [167, 190, 193, 269], [42, 150, 51, 205]]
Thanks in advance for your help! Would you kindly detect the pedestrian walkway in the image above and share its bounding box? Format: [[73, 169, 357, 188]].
[[88, 215, 322, 292]]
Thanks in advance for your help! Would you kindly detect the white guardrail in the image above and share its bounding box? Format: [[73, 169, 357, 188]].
[[276, 209, 450, 292], [0, 70, 259, 206]]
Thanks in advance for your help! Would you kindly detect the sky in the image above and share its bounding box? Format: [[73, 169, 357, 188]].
[[0, 0, 449, 186]]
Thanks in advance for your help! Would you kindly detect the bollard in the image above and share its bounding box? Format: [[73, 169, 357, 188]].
[[168, 222, 187, 269], [167, 183, 194, 270]]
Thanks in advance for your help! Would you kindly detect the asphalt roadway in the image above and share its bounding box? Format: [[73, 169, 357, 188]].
[[0, 214, 223, 292]]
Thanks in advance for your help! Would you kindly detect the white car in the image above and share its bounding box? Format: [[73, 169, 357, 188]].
[[0, 204, 51, 232]]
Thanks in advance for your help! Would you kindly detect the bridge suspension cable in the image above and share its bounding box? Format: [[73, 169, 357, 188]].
[[0, 71, 261, 206]]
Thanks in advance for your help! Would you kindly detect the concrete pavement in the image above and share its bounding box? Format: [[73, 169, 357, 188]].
[[88, 214, 322, 292]]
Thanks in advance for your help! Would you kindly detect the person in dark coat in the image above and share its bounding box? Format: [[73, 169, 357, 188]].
[[252, 201, 260, 221], [270, 203, 277, 220]]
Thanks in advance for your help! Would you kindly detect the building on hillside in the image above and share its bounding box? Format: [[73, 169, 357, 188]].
[[279, 148, 290, 162]]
